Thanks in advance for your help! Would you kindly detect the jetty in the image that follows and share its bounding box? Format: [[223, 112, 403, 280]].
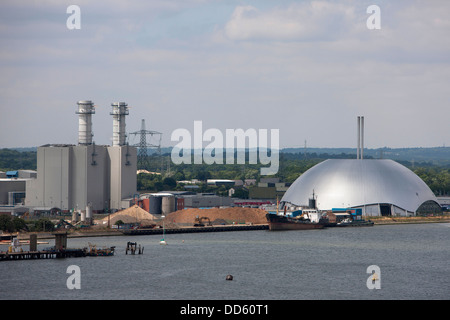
[[122, 224, 268, 236], [0, 248, 86, 261], [0, 232, 111, 261]]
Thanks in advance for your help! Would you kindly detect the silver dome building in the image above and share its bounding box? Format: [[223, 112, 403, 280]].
[[281, 159, 441, 216]]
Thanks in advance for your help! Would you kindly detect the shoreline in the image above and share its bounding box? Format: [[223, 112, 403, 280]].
[[369, 215, 450, 225], [3, 216, 449, 240]]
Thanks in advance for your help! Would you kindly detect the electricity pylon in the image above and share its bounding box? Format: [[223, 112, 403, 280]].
[[130, 119, 162, 171]]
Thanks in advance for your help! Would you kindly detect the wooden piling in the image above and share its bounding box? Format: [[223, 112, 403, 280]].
[[29, 234, 37, 252]]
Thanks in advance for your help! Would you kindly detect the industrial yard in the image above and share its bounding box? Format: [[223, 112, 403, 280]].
[[0, 103, 448, 240], [3, 207, 448, 243], [162, 207, 268, 226]]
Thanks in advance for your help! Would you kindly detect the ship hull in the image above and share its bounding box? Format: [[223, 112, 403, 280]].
[[266, 214, 325, 231]]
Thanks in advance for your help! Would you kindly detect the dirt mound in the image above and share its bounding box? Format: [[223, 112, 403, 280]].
[[94, 205, 269, 228], [96, 205, 160, 226], [163, 207, 268, 225]]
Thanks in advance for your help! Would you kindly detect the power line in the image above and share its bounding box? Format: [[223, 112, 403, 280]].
[[129, 119, 162, 171]]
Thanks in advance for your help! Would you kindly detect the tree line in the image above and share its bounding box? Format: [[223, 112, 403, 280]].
[[0, 148, 37, 171], [0, 215, 54, 233]]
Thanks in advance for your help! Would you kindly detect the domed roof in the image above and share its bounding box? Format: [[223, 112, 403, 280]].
[[281, 159, 438, 213]]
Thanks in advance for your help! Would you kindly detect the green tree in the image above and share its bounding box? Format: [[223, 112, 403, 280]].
[[172, 171, 185, 181], [196, 170, 211, 182], [33, 218, 54, 232], [0, 215, 15, 232], [162, 177, 176, 189], [12, 216, 27, 231], [153, 181, 164, 191], [115, 220, 124, 226], [0, 148, 37, 171]]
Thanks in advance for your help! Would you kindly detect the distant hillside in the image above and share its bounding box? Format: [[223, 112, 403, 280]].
[[281, 147, 450, 165], [4, 146, 450, 169], [0, 148, 37, 171]]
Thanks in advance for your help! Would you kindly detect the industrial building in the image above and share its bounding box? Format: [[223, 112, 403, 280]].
[[248, 177, 289, 199], [138, 191, 233, 215], [0, 178, 27, 207], [280, 117, 441, 216], [0, 171, 37, 215], [25, 101, 137, 213], [281, 159, 441, 216]]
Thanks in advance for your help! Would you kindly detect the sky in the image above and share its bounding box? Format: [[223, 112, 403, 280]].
[[0, 0, 449, 150]]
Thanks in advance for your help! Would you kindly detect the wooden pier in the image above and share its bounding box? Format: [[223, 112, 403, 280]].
[[122, 224, 269, 236], [0, 249, 86, 261], [1, 232, 85, 261]]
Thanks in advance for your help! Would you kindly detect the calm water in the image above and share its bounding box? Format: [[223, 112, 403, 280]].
[[1, 223, 449, 300]]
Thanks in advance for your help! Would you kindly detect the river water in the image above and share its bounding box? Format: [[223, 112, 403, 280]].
[[1, 223, 449, 300]]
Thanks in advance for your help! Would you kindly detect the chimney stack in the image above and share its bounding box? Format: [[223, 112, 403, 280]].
[[357, 116, 364, 160], [110, 102, 129, 146], [76, 100, 95, 145], [361, 116, 364, 160]]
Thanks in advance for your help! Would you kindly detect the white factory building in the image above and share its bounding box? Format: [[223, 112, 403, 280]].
[[281, 117, 442, 216], [281, 159, 441, 216], [25, 101, 137, 212]]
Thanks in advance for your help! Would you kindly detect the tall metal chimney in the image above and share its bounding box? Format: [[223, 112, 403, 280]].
[[361, 116, 364, 160], [110, 102, 129, 146], [357, 116, 361, 160], [76, 100, 95, 145], [356, 116, 365, 160]]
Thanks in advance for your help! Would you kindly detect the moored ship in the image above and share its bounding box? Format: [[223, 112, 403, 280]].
[[266, 192, 329, 231], [265, 211, 326, 231]]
